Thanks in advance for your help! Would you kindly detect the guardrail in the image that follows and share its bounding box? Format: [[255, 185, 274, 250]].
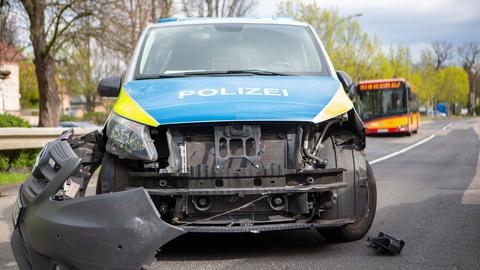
[[0, 128, 98, 150]]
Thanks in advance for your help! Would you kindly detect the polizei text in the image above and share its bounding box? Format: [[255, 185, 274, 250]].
[[179, 88, 289, 99]]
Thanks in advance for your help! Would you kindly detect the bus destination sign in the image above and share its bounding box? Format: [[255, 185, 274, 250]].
[[359, 81, 402, 91]]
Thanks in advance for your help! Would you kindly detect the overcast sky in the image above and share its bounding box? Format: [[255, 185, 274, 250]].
[[254, 0, 480, 60]]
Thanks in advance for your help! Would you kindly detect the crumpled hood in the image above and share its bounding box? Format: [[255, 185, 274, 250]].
[[122, 76, 343, 125]]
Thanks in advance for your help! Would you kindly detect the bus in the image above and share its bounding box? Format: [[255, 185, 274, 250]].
[[356, 78, 420, 135]]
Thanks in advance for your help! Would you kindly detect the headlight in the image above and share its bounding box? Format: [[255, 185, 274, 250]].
[[106, 113, 158, 161]]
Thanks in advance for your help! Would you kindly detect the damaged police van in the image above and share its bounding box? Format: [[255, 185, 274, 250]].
[[11, 17, 376, 269]]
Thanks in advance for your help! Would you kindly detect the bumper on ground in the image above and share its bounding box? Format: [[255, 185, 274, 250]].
[[11, 187, 185, 270], [10, 132, 185, 270]]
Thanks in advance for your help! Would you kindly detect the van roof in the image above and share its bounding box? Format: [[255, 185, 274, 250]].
[[154, 17, 307, 27]]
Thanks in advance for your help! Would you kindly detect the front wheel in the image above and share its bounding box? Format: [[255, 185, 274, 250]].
[[318, 162, 377, 241]]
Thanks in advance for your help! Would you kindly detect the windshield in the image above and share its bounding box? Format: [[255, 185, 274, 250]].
[[358, 88, 407, 120], [133, 23, 329, 79]]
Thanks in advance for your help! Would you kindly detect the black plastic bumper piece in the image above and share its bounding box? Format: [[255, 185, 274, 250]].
[[11, 131, 186, 270], [13, 188, 185, 270], [367, 232, 405, 255]]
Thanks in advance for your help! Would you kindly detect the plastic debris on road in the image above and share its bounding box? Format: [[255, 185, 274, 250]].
[[367, 232, 405, 255]]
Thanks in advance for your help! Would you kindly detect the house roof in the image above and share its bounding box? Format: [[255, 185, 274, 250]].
[[0, 42, 24, 63]]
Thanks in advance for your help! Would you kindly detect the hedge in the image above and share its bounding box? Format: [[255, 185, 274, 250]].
[[0, 113, 31, 128], [0, 114, 39, 172]]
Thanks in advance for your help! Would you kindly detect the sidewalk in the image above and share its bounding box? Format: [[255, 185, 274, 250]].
[[0, 183, 19, 269]]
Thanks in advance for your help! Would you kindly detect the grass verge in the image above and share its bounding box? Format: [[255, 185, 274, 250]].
[[0, 172, 28, 186]]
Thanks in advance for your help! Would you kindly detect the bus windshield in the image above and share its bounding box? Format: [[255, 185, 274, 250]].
[[358, 88, 407, 120]]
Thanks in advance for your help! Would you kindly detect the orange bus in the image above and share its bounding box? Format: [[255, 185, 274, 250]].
[[356, 78, 420, 135]]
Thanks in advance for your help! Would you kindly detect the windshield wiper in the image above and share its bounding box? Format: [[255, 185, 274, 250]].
[[135, 74, 187, 80], [225, 69, 290, 76], [181, 69, 290, 76], [135, 69, 290, 80]]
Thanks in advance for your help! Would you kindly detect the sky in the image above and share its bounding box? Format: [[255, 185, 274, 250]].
[[254, 0, 480, 61]]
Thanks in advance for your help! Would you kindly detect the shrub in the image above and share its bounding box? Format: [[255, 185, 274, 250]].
[[0, 114, 38, 172], [60, 114, 77, 122], [0, 149, 39, 172], [0, 113, 31, 128]]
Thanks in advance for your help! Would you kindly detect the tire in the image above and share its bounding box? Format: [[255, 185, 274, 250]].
[[318, 162, 377, 242]]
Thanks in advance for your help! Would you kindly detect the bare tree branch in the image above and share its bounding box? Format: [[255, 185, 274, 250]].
[[458, 42, 480, 115], [431, 41, 453, 70], [182, 0, 257, 18]]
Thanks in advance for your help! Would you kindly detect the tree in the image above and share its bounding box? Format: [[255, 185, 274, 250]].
[[276, 0, 468, 115], [458, 42, 480, 115], [431, 41, 453, 70], [413, 50, 438, 105], [0, 0, 20, 61], [181, 0, 257, 17], [151, 0, 175, 20], [0, 0, 14, 43], [19, 0, 94, 126], [436, 66, 469, 114], [386, 45, 413, 78], [413, 51, 469, 111], [439, 61, 470, 111], [278, 0, 383, 81], [19, 61, 40, 108], [96, 0, 176, 63], [58, 43, 97, 112]]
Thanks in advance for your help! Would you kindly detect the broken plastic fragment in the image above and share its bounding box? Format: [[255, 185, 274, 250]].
[[367, 232, 405, 255]]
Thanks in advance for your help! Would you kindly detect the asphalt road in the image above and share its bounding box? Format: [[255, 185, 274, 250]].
[[1, 118, 480, 269]]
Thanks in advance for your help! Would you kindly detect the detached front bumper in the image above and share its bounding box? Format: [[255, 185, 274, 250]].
[[10, 133, 185, 270]]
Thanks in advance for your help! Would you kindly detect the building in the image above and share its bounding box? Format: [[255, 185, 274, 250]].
[[0, 43, 24, 114]]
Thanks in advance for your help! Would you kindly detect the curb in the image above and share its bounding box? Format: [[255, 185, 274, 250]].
[[0, 183, 21, 197]]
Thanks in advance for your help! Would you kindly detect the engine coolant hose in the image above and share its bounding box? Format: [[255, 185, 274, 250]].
[[302, 125, 327, 168]]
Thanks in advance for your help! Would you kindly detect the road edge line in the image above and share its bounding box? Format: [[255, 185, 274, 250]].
[[370, 134, 436, 165], [462, 123, 480, 204]]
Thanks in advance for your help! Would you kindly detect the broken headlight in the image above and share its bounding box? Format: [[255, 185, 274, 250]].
[[106, 113, 158, 161]]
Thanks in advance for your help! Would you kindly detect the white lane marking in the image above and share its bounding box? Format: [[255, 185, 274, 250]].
[[462, 123, 480, 204], [370, 135, 436, 165], [442, 122, 453, 130]]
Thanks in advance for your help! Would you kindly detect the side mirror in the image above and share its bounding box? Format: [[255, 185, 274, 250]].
[[336, 70, 354, 92], [336, 70, 357, 100], [98, 76, 122, 97]]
